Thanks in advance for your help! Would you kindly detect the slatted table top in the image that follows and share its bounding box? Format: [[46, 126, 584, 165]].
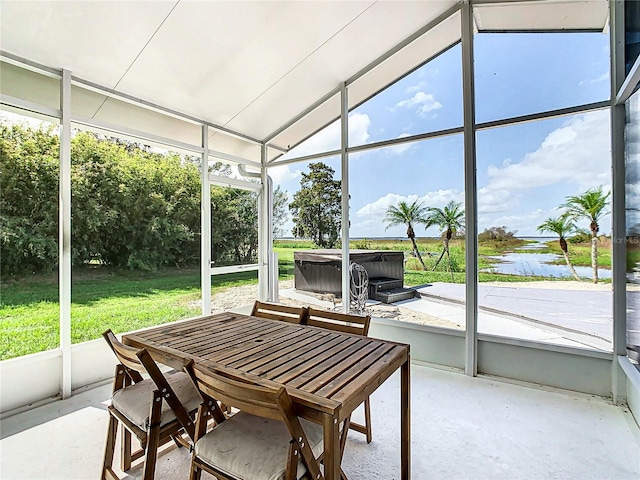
[[123, 312, 409, 422]]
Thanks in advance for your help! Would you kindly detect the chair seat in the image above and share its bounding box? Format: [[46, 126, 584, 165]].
[[111, 371, 201, 431], [195, 411, 324, 480]]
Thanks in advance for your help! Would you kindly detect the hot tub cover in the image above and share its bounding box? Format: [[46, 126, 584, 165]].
[[294, 249, 403, 264]]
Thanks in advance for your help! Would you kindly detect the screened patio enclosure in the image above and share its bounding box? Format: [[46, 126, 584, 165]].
[[1, 0, 639, 435]]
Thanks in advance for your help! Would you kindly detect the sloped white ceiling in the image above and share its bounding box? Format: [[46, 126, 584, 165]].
[[0, 0, 610, 162], [473, 0, 609, 32]]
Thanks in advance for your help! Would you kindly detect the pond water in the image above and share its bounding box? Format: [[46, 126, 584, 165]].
[[482, 238, 612, 279]]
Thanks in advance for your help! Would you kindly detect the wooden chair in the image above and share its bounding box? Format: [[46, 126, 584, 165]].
[[184, 361, 325, 480], [251, 300, 307, 324], [101, 330, 202, 480], [305, 307, 374, 443]]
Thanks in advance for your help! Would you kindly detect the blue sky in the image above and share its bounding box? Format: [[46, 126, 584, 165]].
[[270, 32, 612, 238]]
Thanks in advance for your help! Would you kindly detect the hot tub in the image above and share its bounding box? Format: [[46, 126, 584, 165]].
[[293, 249, 404, 297]]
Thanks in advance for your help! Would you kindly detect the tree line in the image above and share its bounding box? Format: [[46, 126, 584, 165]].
[[0, 123, 285, 275], [283, 163, 611, 283], [2, 122, 610, 282]]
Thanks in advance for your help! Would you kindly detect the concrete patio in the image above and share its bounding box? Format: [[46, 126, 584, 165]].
[[280, 283, 614, 352], [1, 363, 639, 480]]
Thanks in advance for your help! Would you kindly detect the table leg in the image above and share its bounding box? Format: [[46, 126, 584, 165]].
[[401, 357, 411, 479], [323, 413, 340, 480]]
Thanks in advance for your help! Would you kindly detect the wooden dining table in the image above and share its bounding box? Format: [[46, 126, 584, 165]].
[[122, 311, 410, 480]]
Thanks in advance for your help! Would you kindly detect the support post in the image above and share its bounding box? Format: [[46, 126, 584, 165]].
[[462, 1, 478, 376], [610, 0, 628, 404], [272, 252, 280, 302], [59, 69, 72, 398], [201, 126, 211, 315], [259, 144, 271, 301], [340, 82, 350, 313]]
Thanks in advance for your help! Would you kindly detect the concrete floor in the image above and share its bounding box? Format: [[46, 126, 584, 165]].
[[1, 364, 639, 480]]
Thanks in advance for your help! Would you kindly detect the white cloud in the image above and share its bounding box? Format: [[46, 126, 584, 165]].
[[578, 72, 608, 86], [485, 109, 610, 193], [395, 91, 442, 117], [267, 164, 301, 185], [476, 109, 611, 235], [280, 113, 371, 159], [356, 193, 420, 217], [384, 133, 413, 156], [481, 209, 548, 236], [477, 187, 515, 214], [406, 81, 426, 93], [419, 189, 464, 206], [356, 190, 463, 218], [353, 190, 464, 237]]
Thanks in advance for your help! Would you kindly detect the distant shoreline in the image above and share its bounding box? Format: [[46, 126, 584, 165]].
[[275, 236, 557, 242]]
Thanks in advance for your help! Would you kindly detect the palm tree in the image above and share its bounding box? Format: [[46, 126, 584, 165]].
[[537, 215, 581, 281], [561, 186, 610, 283], [425, 201, 465, 280], [384, 199, 428, 270]]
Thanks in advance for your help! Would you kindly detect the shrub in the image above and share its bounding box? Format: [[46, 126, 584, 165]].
[[478, 226, 517, 242], [1, 123, 60, 275], [567, 229, 591, 244], [353, 238, 372, 249], [1, 123, 258, 275]]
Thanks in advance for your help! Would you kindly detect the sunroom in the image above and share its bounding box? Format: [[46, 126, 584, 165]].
[[1, 1, 639, 479]]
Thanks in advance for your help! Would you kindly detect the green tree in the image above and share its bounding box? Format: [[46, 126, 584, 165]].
[[273, 185, 289, 238], [289, 162, 341, 248], [1, 121, 273, 274], [71, 132, 202, 270], [426, 201, 465, 279], [561, 186, 610, 283], [384, 199, 428, 270], [537, 215, 581, 281], [478, 226, 517, 242], [1, 122, 60, 275], [228, 189, 258, 264]]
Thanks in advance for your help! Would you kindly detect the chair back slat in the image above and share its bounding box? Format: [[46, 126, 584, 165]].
[[186, 362, 283, 421], [251, 300, 307, 324], [103, 329, 145, 373], [185, 361, 325, 480], [137, 349, 196, 440], [102, 330, 202, 479], [305, 308, 371, 336]]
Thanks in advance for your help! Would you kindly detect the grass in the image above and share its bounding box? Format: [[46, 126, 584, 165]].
[[0, 267, 257, 360], [1, 237, 617, 360], [528, 238, 612, 268]]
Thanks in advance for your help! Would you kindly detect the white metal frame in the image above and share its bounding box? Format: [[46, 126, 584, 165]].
[[610, 0, 628, 404], [610, 0, 640, 405], [340, 82, 350, 312], [201, 126, 212, 315], [207, 172, 263, 286], [59, 69, 72, 399], [461, 0, 479, 376], [1, 0, 637, 410]]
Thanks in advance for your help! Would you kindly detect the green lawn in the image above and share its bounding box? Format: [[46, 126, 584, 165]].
[[0, 267, 257, 360], [0, 238, 616, 360]]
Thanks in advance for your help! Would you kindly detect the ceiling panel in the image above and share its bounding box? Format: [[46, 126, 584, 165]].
[[207, 131, 262, 164], [473, 0, 609, 32], [0, 1, 175, 87], [115, 1, 374, 130], [269, 92, 342, 161], [1, 0, 612, 158], [226, 1, 458, 140], [1, 61, 60, 110]]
